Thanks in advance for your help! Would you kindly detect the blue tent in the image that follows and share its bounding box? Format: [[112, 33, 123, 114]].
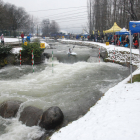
[[115, 28, 129, 35], [115, 31, 129, 35], [129, 21, 140, 34]]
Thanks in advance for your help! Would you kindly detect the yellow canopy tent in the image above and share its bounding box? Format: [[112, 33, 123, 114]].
[[104, 22, 122, 33]]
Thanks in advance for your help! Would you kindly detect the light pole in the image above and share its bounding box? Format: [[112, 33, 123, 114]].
[[16, 17, 23, 46], [37, 25, 38, 38]]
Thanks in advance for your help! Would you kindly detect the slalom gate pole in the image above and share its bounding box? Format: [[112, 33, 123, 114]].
[[32, 50, 34, 73], [99, 47, 100, 63], [20, 50, 21, 66], [129, 31, 132, 83], [52, 50, 53, 73], [113, 48, 115, 63]]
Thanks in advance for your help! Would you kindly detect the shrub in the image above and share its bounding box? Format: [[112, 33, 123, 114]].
[[128, 74, 140, 83], [0, 45, 12, 58], [21, 42, 44, 58]]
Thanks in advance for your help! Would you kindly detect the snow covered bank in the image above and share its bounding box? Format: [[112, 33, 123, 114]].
[[2, 37, 50, 54], [4, 38, 20, 42], [58, 39, 139, 55], [50, 40, 140, 140], [58, 39, 140, 65]]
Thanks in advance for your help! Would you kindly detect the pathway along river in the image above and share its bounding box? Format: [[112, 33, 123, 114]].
[[0, 40, 131, 140]]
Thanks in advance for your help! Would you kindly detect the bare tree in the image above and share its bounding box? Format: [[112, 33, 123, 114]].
[[50, 20, 60, 34], [41, 19, 59, 37], [41, 19, 50, 37], [87, 0, 140, 33], [0, 1, 31, 36]]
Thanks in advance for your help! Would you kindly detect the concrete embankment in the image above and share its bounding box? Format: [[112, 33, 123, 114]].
[[58, 39, 139, 70]]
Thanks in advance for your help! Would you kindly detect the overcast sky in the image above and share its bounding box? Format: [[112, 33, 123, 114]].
[[4, 0, 88, 34]]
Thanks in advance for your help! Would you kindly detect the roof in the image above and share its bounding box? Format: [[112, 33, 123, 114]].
[[104, 22, 122, 33]]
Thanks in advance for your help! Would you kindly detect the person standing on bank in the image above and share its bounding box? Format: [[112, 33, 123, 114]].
[[0, 34, 4, 45], [26, 34, 30, 42], [21, 32, 24, 43]]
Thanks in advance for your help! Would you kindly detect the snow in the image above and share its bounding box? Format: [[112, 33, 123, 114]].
[[11, 48, 22, 54], [58, 39, 140, 55], [4, 38, 20, 42], [2, 37, 50, 53], [50, 39, 140, 140]]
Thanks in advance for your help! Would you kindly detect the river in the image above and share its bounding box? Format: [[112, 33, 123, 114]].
[[0, 40, 130, 140]]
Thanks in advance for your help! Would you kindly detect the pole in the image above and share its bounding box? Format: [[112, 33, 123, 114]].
[[52, 50, 53, 73], [89, 0, 91, 35], [20, 50, 21, 66], [113, 47, 115, 63], [17, 23, 20, 47], [99, 47, 100, 63], [32, 50, 34, 72], [18, 30, 20, 47], [129, 31, 132, 83], [37, 25, 38, 38]]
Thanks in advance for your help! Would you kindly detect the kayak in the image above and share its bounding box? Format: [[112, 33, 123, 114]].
[[67, 52, 77, 56]]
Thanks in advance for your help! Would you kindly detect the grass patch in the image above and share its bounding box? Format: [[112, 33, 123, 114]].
[[128, 74, 140, 83]]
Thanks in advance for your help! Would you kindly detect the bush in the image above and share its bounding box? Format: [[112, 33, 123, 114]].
[[21, 42, 44, 58], [0, 45, 12, 58]]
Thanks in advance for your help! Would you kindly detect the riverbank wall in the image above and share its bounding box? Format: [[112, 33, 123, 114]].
[[58, 39, 140, 69]]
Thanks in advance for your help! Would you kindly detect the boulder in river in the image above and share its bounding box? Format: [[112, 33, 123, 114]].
[[0, 100, 22, 118], [19, 106, 43, 127], [39, 106, 64, 130]]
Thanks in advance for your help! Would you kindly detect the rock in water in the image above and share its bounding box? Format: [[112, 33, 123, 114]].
[[0, 100, 22, 118], [39, 106, 64, 130], [19, 106, 43, 127]]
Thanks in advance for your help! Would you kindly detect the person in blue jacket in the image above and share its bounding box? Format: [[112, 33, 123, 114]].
[[26, 34, 30, 42]]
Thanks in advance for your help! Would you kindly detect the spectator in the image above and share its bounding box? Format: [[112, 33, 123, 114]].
[[101, 34, 104, 42], [133, 39, 138, 49], [21, 32, 24, 43], [121, 35, 125, 46], [123, 35, 129, 47], [97, 35, 100, 42], [87, 35, 90, 41], [119, 36, 121, 43], [26, 34, 30, 42], [95, 34, 97, 42], [104, 34, 107, 42], [91, 34, 94, 41], [133, 33, 138, 43], [0, 34, 4, 45], [117, 36, 121, 46], [108, 34, 112, 42]]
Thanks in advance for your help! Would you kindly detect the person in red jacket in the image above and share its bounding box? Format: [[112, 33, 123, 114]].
[[133, 40, 138, 49], [21, 32, 24, 43]]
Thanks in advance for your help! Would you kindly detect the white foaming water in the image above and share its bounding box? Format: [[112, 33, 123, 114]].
[[0, 57, 130, 139], [0, 117, 44, 140]]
